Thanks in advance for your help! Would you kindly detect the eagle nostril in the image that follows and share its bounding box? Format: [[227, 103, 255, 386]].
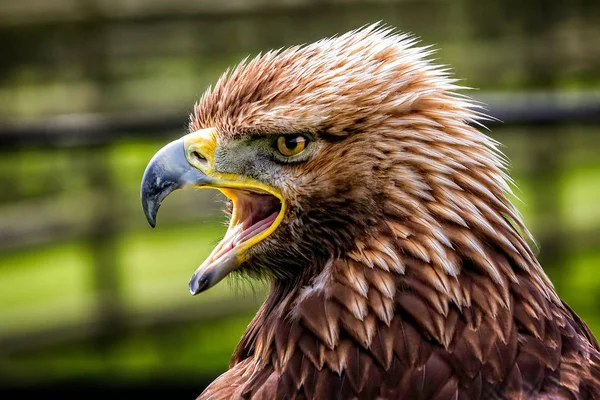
[[191, 151, 206, 163], [187, 149, 211, 172], [190, 150, 210, 170]]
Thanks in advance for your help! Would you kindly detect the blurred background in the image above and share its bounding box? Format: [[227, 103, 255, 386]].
[[0, 0, 599, 398]]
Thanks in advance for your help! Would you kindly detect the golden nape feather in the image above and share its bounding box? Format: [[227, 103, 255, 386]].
[[141, 24, 600, 399]]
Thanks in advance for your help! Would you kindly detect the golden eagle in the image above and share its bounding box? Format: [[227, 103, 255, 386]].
[[140, 25, 600, 399]]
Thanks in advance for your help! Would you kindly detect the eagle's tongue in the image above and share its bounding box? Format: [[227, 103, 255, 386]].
[[228, 191, 281, 246], [211, 196, 280, 261], [235, 211, 279, 245]]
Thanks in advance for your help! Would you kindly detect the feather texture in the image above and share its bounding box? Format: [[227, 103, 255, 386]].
[[192, 25, 599, 399]]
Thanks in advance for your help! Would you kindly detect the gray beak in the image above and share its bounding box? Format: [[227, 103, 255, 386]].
[[140, 138, 211, 227]]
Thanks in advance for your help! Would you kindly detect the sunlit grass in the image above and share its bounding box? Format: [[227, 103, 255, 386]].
[[119, 222, 245, 312], [0, 220, 264, 335], [561, 165, 600, 231], [562, 251, 600, 336], [0, 243, 94, 335]]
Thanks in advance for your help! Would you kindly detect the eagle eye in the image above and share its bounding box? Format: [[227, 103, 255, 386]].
[[275, 135, 308, 157]]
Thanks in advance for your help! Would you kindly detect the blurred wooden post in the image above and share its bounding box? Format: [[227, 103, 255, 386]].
[[82, 146, 125, 333], [80, 3, 125, 336]]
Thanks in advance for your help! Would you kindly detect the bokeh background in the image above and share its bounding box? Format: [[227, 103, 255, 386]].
[[1, 0, 599, 398]]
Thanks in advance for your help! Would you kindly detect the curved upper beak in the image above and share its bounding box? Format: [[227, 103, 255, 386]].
[[140, 137, 211, 228], [141, 128, 217, 228]]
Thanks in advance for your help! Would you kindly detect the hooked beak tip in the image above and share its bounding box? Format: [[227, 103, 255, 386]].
[[141, 195, 159, 228], [143, 201, 157, 228], [189, 272, 211, 295]]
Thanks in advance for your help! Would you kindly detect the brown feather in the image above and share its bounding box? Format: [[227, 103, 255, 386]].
[[188, 25, 599, 399]]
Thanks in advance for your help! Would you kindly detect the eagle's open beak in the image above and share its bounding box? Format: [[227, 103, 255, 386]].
[[140, 128, 285, 295]]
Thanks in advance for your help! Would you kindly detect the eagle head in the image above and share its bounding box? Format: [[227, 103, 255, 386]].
[[140, 24, 542, 298]]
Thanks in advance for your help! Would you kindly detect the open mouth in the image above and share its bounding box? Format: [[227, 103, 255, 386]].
[[214, 188, 282, 260], [188, 187, 284, 293]]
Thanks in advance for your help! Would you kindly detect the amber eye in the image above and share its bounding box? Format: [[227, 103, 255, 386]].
[[276, 135, 308, 156]]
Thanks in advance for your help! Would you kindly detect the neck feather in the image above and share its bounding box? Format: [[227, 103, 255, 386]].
[[232, 207, 560, 369]]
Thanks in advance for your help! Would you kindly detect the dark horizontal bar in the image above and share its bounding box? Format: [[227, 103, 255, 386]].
[[0, 110, 189, 149], [1, 92, 599, 149], [480, 92, 600, 126], [0, 296, 262, 356]]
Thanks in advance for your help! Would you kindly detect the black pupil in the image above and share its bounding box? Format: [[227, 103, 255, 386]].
[[285, 137, 300, 150]]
